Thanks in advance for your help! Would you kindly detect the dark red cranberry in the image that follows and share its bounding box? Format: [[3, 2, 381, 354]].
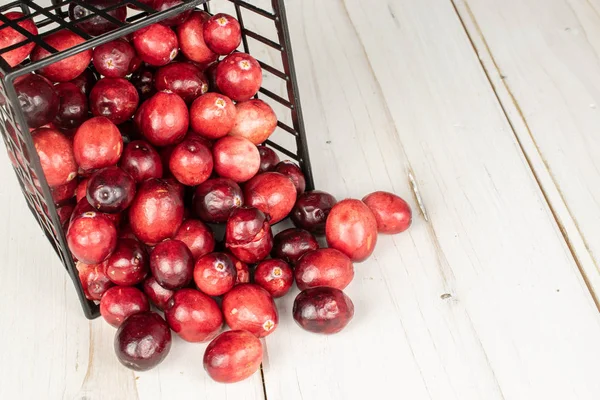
[[326, 199, 378, 262], [70, 68, 98, 96], [74, 116, 123, 171], [67, 211, 117, 264], [127, 0, 157, 10], [119, 140, 163, 183], [76, 261, 114, 301], [135, 91, 189, 146], [204, 62, 219, 92], [32, 128, 77, 187], [69, 0, 127, 36], [291, 190, 337, 234], [165, 288, 222, 342], [142, 276, 174, 311], [254, 259, 293, 298], [169, 137, 213, 186], [258, 146, 280, 172], [51, 178, 78, 206], [105, 238, 148, 286], [192, 178, 243, 223], [295, 248, 354, 290], [92, 39, 137, 78], [133, 23, 178, 67], [173, 219, 215, 260], [155, 62, 208, 104], [293, 287, 354, 334], [222, 284, 278, 337], [244, 172, 297, 224], [130, 65, 156, 100], [272, 228, 319, 264], [119, 120, 144, 145], [53, 82, 88, 130], [15, 74, 59, 129], [362, 191, 412, 234], [90, 78, 139, 125], [177, 11, 218, 66], [274, 161, 306, 195], [230, 100, 277, 145], [204, 330, 262, 383], [0, 12, 38, 67], [86, 166, 136, 213], [31, 30, 92, 82], [100, 286, 149, 327], [213, 136, 260, 183], [114, 312, 172, 371], [203, 13, 241, 55], [155, 0, 192, 26], [150, 239, 194, 290], [193, 252, 236, 296], [225, 206, 273, 264], [189, 93, 236, 139], [216, 53, 262, 101]]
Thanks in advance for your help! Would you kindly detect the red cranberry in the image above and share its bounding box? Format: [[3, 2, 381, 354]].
[[202, 13, 241, 55], [229, 252, 249, 284], [168, 137, 213, 186], [32, 128, 77, 187], [155, 0, 192, 26], [135, 91, 189, 146], [69, 0, 127, 36], [173, 219, 215, 260], [51, 178, 78, 206], [225, 206, 273, 264], [105, 238, 148, 286], [244, 172, 297, 224], [222, 284, 278, 337], [90, 78, 139, 125], [362, 191, 412, 234], [216, 53, 262, 101], [149, 239, 194, 290], [115, 312, 172, 371], [70, 68, 98, 96], [129, 178, 184, 245], [213, 136, 260, 183], [15, 74, 59, 129], [192, 178, 243, 223], [274, 161, 306, 195], [295, 248, 354, 291], [190, 93, 236, 139], [204, 330, 262, 383], [128, 0, 157, 10], [31, 30, 92, 82], [92, 39, 137, 78], [76, 178, 89, 202], [258, 146, 280, 172], [70, 197, 122, 227], [100, 286, 149, 327], [133, 23, 178, 67], [0, 12, 38, 67], [165, 288, 222, 342], [131, 65, 156, 100], [254, 259, 293, 298], [142, 276, 174, 311], [177, 11, 218, 65], [272, 228, 319, 264], [155, 62, 208, 104], [86, 166, 136, 213], [67, 211, 117, 264], [293, 287, 354, 334], [119, 140, 163, 183], [291, 190, 337, 234], [193, 252, 236, 296], [73, 117, 123, 172], [76, 261, 113, 301], [57, 203, 75, 229], [230, 100, 277, 145], [326, 199, 378, 262], [53, 82, 88, 130]]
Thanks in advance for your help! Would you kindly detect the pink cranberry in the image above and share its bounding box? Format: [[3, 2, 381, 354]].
[[291, 190, 337, 234], [192, 178, 243, 223], [119, 140, 163, 183], [31, 30, 92, 82], [193, 252, 236, 296], [272, 228, 319, 264], [155, 62, 208, 104], [254, 259, 294, 298], [105, 238, 149, 286], [133, 23, 178, 66], [244, 172, 297, 224], [32, 128, 77, 187], [86, 166, 136, 213], [177, 11, 218, 66], [190, 93, 236, 139], [222, 283, 278, 337], [0, 12, 38, 67], [92, 39, 137, 78], [216, 53, 262, 101], [69, 0, 127, 36], [225, 206, 273, 264], [100, 286, 149, 328], [76, 261, 113, 301], [258, 146, 280, 172], [293, 287, 354, 334], [67, 211, 117, 264], [135, 91, 189, 147], [362, 191, 412, 234], [230, 100, 277, 145], [150, 239, 194, 290], [53, 82, 88, 130], [213, 136, 260, 183], [274, 161, 306, 195], [168, 137, 213, 186], [142, 276, 174, 311], [295, 248, 354, 290], [165, 288, 223, 342], [15, 74, 59, 129], [204, 330, 262, 383], [173, 219, 215, 260], [90, 78, 139, 125], [203, 13, 241, 55], [73, 117, 123, 172], [326, 199, 378, 262]]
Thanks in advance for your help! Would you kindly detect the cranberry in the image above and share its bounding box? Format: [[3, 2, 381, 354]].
[[115, 312, 172, 371], [204, 330, 262, 383], [222, 284, 278, 337], [70, 68, 98, 96], [15, 74, 59, 129], [169, 137, 213, 186], [57, 203, 75, 229], [173, 219, 215, 260], [203, 13, 241, 55], [177, 11, 218, 65], [230, 100, 277, 145], [213, 136, 260, 183], [229, 252, 249, 284], [90, 78, 139, 125], [258, 146, 280, 172], [244, 172, 297, 224], [0, 12, 38, 67], [254, 259, 293, 298], [225, 206, 273, 264], [51, 178, 78, 206], [204, 62, 219, 92], [133, 23, 178, 67], [119, 140, 163, 183], [67, 211, 117, 264], [130, 65, 156, 100], [69, 0, 127, 36], [155, 62, 208, 104], [32, 128, 77, 187], [105, 238, 148, 286], [192, 178, 243, 223], [76, 178, 89, 202], [326, 199, 378, 262], [128, 0, 157, 10], [70, 197, 122, 227], [142, 276, 174, 311], [92, 39, 137, 78], [100, 286, 149, 327], [190, 93, 236, 139], [73, 117, 123, 172], [295, 248, 354, 291], [165, 288, 222, 342], [272, 228, 319, 264], [53, 82, 88, 130], [135, 91, 189, 146], [274, 161, 306, 195], [362, 191, 412, 234], [193, 252, 236, 296], [291, 190, 337, 234], [76, 261, 113, 301], [155, 0, 192, 26], [31, 30, 92, 82], [149, 239, 193, 290], [293, 287, 354, 334], [216, 53, 262, 101], [86, 166, 136, 213]]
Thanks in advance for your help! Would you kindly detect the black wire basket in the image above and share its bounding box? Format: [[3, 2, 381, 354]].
[[0, 0, 314, 319]]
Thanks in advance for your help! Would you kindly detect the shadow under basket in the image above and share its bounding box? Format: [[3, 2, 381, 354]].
[[0, 0, 314, 319]]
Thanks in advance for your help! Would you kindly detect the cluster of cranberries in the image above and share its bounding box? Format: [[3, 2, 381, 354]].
[[2, 2, 413, 384]]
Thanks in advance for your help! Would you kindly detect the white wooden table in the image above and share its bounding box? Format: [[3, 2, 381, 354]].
[[2, 0, 600, 398]]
